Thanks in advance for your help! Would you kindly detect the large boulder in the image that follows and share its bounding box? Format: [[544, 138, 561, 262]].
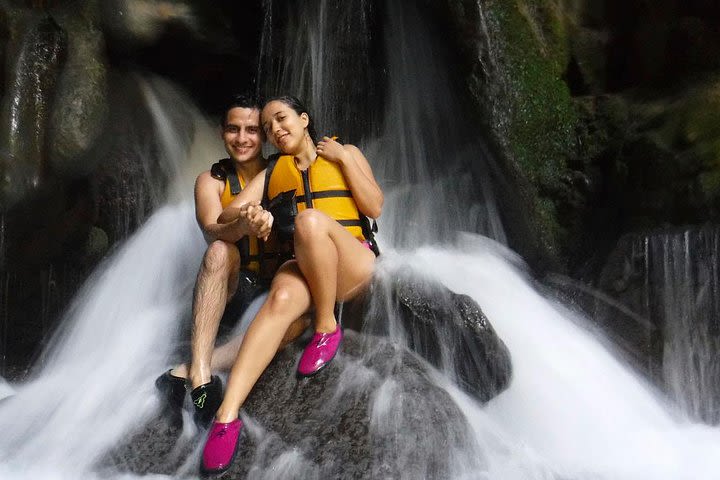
[[347, 272, 512, 403], [106, 270, 512, 477], [107, 331, 486, 478]]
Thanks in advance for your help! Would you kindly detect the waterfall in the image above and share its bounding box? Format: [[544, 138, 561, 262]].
[[2, 1, 720, 479], [611, 226, 720, 424], [260, 0, 505, 248], [0, 213, 6, 376], [657, 226, 720, 424]]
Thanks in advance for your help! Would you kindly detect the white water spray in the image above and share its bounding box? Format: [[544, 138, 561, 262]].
[[2, 2, 720, 479]]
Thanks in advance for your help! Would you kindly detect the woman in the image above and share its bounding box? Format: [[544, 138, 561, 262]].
[[200, 95, 383, 474]]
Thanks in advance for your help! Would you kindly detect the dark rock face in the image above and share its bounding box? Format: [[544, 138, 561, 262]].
[[0, 1, 263, 375], [107, 331, 485, 478], [349, 273, 513, 404], [0, 13, 67, 209]]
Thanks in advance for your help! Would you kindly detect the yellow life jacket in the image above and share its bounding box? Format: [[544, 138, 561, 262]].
[[211, 159, 261, 273], [265, 154, 366, 240]]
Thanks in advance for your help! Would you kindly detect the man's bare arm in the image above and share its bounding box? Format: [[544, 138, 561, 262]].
[[217, 169, 267, 224], [194, 171, 250, 243]]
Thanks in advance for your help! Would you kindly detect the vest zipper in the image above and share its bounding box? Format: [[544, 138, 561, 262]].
[[301, 169, 314, 208]]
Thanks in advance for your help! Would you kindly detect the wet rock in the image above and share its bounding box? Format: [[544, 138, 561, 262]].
[[100, 0, 197, 47], [0, 12, 67, 210], [569, 26, 609, 94], [346, 273, 512, 404], [107, 331, 484, 478], [48, 11, 108, 175]]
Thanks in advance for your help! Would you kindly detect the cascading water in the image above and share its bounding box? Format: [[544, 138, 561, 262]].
[[260, 0, 505, 248], [657, 226, 720, 424], [608, 226, 720, 425], [0, 213, 6, 375], [2, 1, 720, 479]]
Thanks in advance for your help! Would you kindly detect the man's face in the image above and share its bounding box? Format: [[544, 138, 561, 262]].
[[222, 107, 262, 164]]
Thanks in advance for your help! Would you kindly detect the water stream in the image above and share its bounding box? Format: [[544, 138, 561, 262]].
[[2, 0, 720, 478]]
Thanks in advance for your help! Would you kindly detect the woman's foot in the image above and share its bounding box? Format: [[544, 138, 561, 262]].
[[297, 325, 343, 377], [201, 418, 243, 475]]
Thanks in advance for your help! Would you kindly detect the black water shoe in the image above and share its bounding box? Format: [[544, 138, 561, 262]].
[[155, 369, 187, 410], [191, 376, 223, 428]]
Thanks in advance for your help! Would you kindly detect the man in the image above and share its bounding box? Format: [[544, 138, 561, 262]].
[[156, 94, 307, 426]]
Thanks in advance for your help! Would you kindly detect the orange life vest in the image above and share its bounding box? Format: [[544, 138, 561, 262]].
[[265, 154, 366, 240], [211, 158, 261, 272]]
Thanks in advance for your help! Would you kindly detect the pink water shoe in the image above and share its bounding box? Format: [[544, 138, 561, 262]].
[[201, 418, 243, 475], [297, 326, 343, 377]]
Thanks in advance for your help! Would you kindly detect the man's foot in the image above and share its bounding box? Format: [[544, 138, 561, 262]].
[[191, 376, 223, 427], [155, 369, 187, 410], [201, 418, 243, 475], [297, 326, 343, 377]]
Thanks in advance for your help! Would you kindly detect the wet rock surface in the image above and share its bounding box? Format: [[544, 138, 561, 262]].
[[348, 273, 513, 403], [107, 331, 484, 478]]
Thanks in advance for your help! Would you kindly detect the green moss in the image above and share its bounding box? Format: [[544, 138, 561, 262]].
[[486, 0, 579, 253]]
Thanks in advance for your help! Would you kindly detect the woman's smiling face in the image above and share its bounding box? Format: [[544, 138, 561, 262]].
[[261, 100, 310, 154]]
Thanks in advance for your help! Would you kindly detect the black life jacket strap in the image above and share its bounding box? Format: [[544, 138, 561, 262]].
[[296, 189, 353, 205], [223, 159, 242, 195], [258, 154, 281, 272], [235, 237, 251, 266], [210, 158, 242, 195], [360, 216, 380, 257], [210, 161, 226, 181], [337, 219, 363, 227], [301, 169, 314, 208], [261, 154, 281, 210]]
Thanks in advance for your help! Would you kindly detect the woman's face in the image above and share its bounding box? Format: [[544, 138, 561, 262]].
[[261, 100, 309, 154]]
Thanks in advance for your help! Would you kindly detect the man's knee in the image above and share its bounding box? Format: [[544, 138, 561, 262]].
[[202, 240, 238, 275]]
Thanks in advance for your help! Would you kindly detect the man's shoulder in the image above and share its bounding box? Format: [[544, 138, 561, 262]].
[[195, 169, 225, 196]]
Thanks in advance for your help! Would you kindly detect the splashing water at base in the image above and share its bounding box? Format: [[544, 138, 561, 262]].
[[2, 3, 720, 477], [392, 240, 720, 480], [2, 207, 720, 478]]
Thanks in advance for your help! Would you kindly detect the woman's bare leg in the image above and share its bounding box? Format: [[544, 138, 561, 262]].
[[293, 209, 376, 333], [214, 261, 312, 423], [172, 312, 311, 378]]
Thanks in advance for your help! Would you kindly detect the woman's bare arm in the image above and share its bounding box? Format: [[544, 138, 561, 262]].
[[316, 138, 383, 218]]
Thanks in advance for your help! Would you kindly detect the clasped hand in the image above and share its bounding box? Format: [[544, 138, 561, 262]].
[[238, 201, 273, 241]]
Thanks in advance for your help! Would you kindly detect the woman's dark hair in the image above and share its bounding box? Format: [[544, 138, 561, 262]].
[[220, 93, 263, 127], [262, 95, 318, 142]]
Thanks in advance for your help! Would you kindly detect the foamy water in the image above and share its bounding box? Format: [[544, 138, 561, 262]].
[[3, 2, 720, 475], [3, 214, 719, 479], [2, 204, 720, 479], [395, 240, 720, 480]]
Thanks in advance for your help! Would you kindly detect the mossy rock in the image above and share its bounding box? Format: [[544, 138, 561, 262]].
[[481, 0, 582, 264]]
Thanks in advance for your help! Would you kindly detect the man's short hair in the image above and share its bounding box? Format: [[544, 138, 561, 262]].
[[220, 93, 263, 127]]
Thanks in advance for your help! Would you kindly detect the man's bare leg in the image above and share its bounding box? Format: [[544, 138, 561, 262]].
[[171, 313, 311, 379], [178, 240, 241, 389]]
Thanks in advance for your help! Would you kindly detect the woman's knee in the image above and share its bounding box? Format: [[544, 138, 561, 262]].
[[294, 209, 329, 243], [265, 283, 300, 316], [202, 240, 238, 274]]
